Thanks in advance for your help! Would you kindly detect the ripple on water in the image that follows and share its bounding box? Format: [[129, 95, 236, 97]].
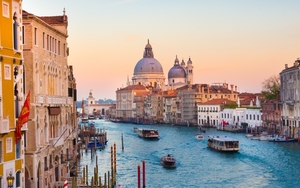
[[79, 121, 300, 187]]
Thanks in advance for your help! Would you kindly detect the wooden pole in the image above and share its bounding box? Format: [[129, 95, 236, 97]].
[[86, 165, 89, 185], [137, 164, 141, 188], [142, 160, 146, 188], [121, 133, 124, 151]]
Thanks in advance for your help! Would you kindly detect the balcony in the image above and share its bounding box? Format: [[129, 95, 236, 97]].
[[35, 94, 72, 106], [49, 136, 64, 147], [0, 118, 9, 134]]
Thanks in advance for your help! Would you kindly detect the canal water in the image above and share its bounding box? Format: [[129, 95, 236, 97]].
[[79, 120, 300, 188]]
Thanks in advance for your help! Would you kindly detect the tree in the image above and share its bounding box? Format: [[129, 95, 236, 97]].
[[261, 75, 280, 100]]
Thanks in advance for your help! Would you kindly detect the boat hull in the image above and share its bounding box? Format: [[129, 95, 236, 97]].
[[161, 156, 176, 168]]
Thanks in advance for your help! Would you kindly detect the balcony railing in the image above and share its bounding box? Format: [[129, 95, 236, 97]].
[[0, 118, 9, 134], [35, 94, 73, 106]]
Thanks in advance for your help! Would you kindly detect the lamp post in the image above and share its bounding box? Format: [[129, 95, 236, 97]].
[[7, 172, 14, 188]]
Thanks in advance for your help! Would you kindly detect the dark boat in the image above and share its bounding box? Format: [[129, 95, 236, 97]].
[[161, 154, 176, 168]]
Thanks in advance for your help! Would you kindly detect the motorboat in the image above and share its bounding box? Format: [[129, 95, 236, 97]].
[[161, 154, 176, 168], [195, 134, 204, 140], [273, 135, 296, 142], [138, 128, 159, 140], [207, 135, 239, 152], [245, 134, 253, 138], [133, 127, 139, 132]]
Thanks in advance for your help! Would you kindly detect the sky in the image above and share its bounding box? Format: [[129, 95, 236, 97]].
[[22, 0, 300, 100]]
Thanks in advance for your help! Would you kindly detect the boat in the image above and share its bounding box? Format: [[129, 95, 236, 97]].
[[207, 135, 239, 152], [160, 154, 176, 168], [86, 139, 105, 149], [245, 134, 253, 138], [273, 135, 296, 142], [195, 134, 204, 140], [133, 127, 139, 132], [138, 128, 159, 139]]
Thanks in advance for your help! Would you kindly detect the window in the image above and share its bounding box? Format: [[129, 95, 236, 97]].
[[13, 12, 18, 50], [6, 137, 12, 153], [16, 171, 21, 187], [34, 27, 37, 45], [44, 156, 48, 171], [2, 2, 9, 18], [58, 41, 60, 55], [47, 35, 49, 50], [16, 139, 21, 158], [43, 32, 45, 48], [22, 26, 25, 44]]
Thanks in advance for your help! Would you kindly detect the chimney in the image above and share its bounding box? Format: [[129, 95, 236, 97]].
[[235, 86, 237, 92], [285, 64, 288, 69], [230, 84, 234, 93]]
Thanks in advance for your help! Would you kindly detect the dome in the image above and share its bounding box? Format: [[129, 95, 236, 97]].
[[134, 58, 164, 75], [133, 40, 164, 75], [168, 65, 186, 79], [168, 55, 186, 79]]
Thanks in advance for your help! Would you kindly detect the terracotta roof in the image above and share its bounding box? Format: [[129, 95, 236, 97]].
[[39, 15, 66, 25], [23, 10, 67, 25], [200, 98, 236, 105], [118, 84, 147, 91]]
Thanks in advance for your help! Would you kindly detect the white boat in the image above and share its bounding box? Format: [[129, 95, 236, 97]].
[[207, 135, 239, 152], [259, 135, 269, 141], [138, 128, 159, 139], [245, 134, 253, 138], [195, 134, 204, 140], [133, 127, 139, 132]]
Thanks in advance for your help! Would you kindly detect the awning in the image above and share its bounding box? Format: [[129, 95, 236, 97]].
[[48, 107, 61, 115]]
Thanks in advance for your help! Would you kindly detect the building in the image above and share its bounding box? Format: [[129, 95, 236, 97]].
[[176, 83, 238, 126], [198, 98, 236, 127], [162, 90, 177, 124], [132, 40, 165, 89], [116, 84, 150, 122], [280, 59, 300, 138], [167, 56, 194, 89], [23, 9, 77, 187], [84, 90, 115, 118], [0, 1, 25, 187]]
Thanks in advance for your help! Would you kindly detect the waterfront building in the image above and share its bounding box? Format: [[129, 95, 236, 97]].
[[144, 89, 163, 124], [261, 99, 281, 134], [132, 40, 165, 89], [280, 58, 300, 138], [167, 56, 194, 90], [84, 90, 115, 118], [23, 9, 77, 187], [176, 83, 238, 126], [198, 99, 236, 127], [0, 1, 25, 187], [162, 90, 177, 124], [116, 84, 149, 122]]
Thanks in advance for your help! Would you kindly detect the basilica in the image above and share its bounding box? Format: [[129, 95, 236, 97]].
[[131, 39, 194, 90], [116, 40, 239, 126]]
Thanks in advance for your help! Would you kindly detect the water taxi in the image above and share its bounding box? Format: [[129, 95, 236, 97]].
[[138, 128, 159, 140], [207, 135, 239, 152], [161, 154, 176, 168], [195, 134, 204, 140]]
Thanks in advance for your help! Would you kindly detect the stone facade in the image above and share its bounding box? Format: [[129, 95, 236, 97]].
[[23, 9, 77, 187]]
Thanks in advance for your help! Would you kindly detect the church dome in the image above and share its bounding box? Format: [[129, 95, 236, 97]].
[[133, 40, 164, 75], [134, 58, 164, 75], [168, 56, 186, 79]]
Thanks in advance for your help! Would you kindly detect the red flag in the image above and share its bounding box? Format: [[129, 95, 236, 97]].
[[15, 91, 30, 143]]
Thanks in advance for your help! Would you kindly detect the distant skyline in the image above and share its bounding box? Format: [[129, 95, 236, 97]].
[[22, 0, 300, 100]]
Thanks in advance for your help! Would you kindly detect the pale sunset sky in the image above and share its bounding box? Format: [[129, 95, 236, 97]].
[[23, 0, 300, 100]]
